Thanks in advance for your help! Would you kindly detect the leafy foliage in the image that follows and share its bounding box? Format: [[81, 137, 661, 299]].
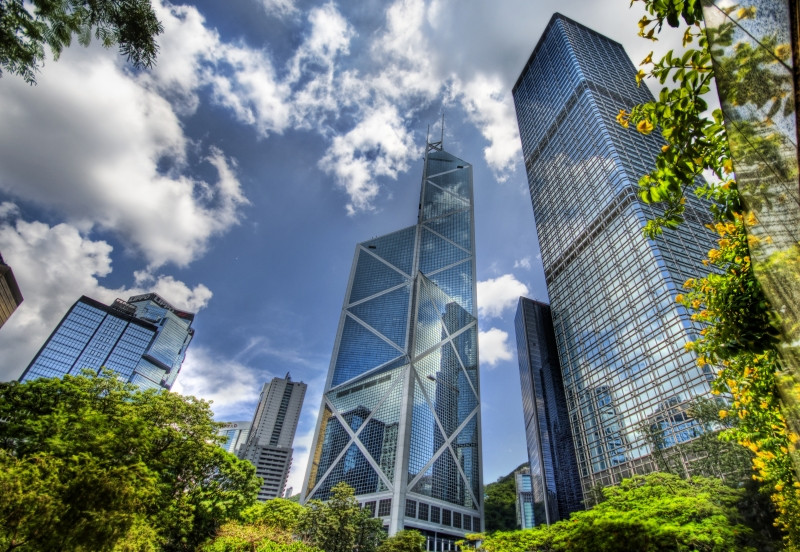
[[475, 473, 758, 552], [0, 0, 163, 84], [376, 530, 424, 552], [483, 463, 526, 532], [623, 0, 800, 547], [296, 483, 385, 552], [0, 371, 261, 552]]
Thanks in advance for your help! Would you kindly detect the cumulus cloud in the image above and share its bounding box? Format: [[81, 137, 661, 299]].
[[172, 346, 264, 418], [477, 273, 529, 319], [479, 327, 513, 367], [0, 216, 212, 382]]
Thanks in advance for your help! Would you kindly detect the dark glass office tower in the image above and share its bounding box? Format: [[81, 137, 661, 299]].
[[303, 140, 483, 542], [0, 253, 22, 329], [512, 14, 715, 492], [515, 298, 582, 525], [20, 293, 194, 390]]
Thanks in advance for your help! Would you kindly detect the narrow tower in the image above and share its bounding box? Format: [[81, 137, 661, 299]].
[[303, 140, 483, 545], [240, 374, 306, 500]]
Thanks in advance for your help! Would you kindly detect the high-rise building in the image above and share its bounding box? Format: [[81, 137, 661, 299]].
[[512, 14, 714, 492], [218, 421, 251, 456], [239, 374, 306, 501], [514, 297, 583, 524], [20, 293, 195, 390], [514, 466, 535, 530], [0, 253, 23, 329], [302, 140, 483, 543]]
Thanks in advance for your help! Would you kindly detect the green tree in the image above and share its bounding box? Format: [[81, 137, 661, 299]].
[[0, 0, 163, 84], [376, 530, 424, 552], [297, 483, 384, 552], [0, 371, 261, 552], [478, 473, 761, 552]]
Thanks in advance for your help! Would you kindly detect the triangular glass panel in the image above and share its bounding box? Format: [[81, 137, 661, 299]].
[[308, 405, 349, 497], [348, 285, 411, 348], [426, 261, 474, 314], [415, 347, 460, 438], [426, 151, 467, 177], [413, 280, 445, 357], [329, 365, 403, 417], [408, 376, 445, 482], [360, 225, 416, 276], [430, 443, 462, 505], [454, 416, 481, 507], [332, 316, 404, 386], [349, 249, 406, 305], [428, 171, 471, 200], [424, 210, 472, 251], [367, 375, 405, 491], [441, 300, 472, 337], [421, 181, 468, 221], [454, 326, 479, 392], [311, 442, 383, 499], [410, 465, 434, 497]]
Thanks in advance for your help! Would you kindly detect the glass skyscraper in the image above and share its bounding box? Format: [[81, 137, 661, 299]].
[[514, 297, 582, 524], [20, 293, 195, 391], [512, 14, 715, 492], [303, 141, 483, 542]]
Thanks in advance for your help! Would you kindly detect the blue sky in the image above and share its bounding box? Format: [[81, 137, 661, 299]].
[[0, 0, 672, 493]]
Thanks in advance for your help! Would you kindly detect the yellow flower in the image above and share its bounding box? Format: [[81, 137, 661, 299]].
[[723, 159, 733, 174], [789, 433, 799, 444], [638, 16, 650, 30], [616, 109, 629, 128], [675, 294, 684, 303], [737, 6, 756, 19], [640, 51, 653, 65], [636, 119, 654, 134], [707, 249, 721, 262], [697, 356, 707, 367], [635, 69, 647, 87], [775, 44, 791, 60], [746, 212, 757, 226], [719, 410, 728, 419], [682, 28, 693, 46], [661, 144, 669, 152], [683, 278, 694, 287]]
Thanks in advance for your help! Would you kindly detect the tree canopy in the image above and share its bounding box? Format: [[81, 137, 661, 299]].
[[0, 371, 261, 552], [474, 473, 762, 552], [0, 0, 163, 84]]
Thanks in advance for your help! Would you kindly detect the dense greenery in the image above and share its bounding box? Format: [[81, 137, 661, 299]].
[[483, 463, 526, 532], [0, 371, 262, 552], [463, 473, 770, 552], [622, 0, 800, 547], [0, 0, 163, 84], [376, 530, 424, 552]]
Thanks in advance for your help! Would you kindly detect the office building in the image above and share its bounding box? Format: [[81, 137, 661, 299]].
[[218, 421, 251, 456], [239, 374, 306, 501], [512, 14, 715, 492], [0, 253, 23, 329], [514, 466, 535, 530], [303, 139, 483, 543], [515, 298, 582, 524], [20, 293, 195, 390]]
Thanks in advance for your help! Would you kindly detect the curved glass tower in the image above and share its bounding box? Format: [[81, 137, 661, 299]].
[[303, 141, 483, 543]]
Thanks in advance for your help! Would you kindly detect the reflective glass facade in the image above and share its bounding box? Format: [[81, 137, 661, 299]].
[[515, 298, 582, 524], [0, 253, 22, 329], [303, 144, 483, 538], [514, 469, 535, 530], [512, 14, 716, 492], [20, 293, 195, 391]]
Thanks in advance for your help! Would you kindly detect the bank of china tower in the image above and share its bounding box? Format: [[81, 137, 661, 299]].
[[302, 140, 484, 542]]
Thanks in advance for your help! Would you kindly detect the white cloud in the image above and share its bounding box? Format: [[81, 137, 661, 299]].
[[319, 105, 418, 215], [0, 40, 249, 269], [513, 256, 531, 270], [477, 273, 529, 319], [0, 216, 212, 382], [479, 327, 513, 367], [173, 346, 264, 419], [258, 0, 298, 18]]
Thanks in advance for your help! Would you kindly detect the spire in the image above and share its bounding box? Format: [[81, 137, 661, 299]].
[[426, 113, 444, 153]]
